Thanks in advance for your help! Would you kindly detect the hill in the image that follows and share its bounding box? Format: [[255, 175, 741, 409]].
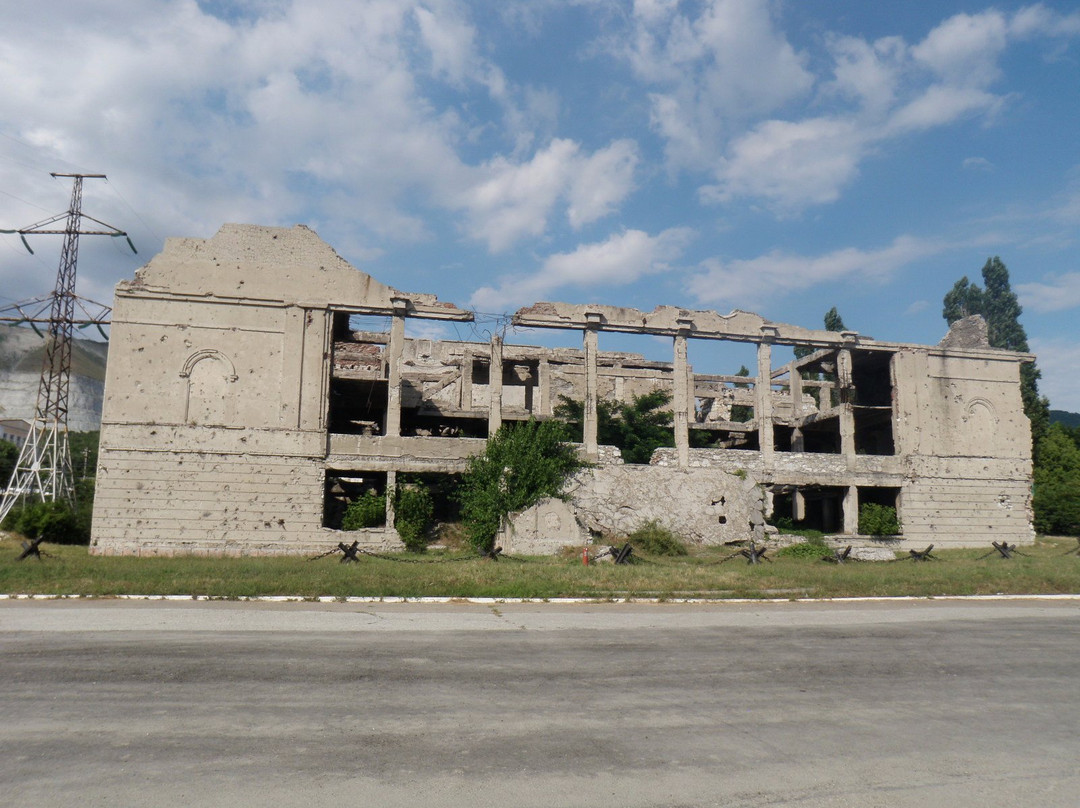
[[0, 324, 108, 431], [1050, 409, 1080, 428]]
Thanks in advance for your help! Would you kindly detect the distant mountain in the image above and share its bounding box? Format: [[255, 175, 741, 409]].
[[0, 324, 108, 431], [1050, 409, 1080, 428]]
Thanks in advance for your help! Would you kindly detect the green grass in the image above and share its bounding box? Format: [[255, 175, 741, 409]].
[[1, 536, 1078, 600]]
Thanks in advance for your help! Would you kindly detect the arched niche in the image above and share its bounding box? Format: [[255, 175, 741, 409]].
[[180, 349, 238, 426]]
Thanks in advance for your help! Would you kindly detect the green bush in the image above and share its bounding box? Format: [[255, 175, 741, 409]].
[[858, 503, 901, 536], [627, 521, 688, 556], [2, 499, 88, 545], [341, 492, 386, 530], [456, 419, 584, 553], [395, 483, 434, 553]]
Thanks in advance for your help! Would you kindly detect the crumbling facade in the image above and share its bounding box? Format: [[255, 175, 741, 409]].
[[91, 224, 1034, 555]]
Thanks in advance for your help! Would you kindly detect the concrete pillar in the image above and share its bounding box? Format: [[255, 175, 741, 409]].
[[843, 485, 859, 534], [583, 326, 599, 459], [537, 358, 550, 416], [793, 488, 806, 521], [461, 349, 473, 410], [791, 427, 804, 452], [385, 470, 397, 531], [488, 335, 503, 436], [838, 348, 855, 467], [756, 341, 774, 468], [385, 305, 405, 437], [673, 334, 690, 467], [789, 362, 803, 419]]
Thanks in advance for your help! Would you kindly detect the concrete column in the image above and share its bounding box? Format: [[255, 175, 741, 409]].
[[843, 485, 859, 534], [791, 427, 804, 452], [537, 358, 550, 416], [789, 362, 803, 419], [793, 488, 806, 521], [583, 327, 599, 459], [385, 470, 397, 531], [673, 334, 690, 467], [838, 348, 855, 467], [461, 349, 473, 410], [385, 307, 405, 437], [756, 341, 774, 468], [488, 335, 503, 436]]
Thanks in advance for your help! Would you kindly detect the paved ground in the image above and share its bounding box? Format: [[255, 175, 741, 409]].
[[2, 598, 1077, 807]]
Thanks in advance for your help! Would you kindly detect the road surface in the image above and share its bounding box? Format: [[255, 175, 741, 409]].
[[2, 598, 1077, 807]]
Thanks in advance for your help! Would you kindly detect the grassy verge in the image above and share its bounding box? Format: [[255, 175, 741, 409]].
[[1, 536, 1078, 600]]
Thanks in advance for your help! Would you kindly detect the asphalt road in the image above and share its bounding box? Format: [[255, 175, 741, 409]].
[[2, 598, 1077, 807]]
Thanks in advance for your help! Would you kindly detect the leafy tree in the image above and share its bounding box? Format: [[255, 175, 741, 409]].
[[394, 482, 434, 552], [456, 419, 584, 553], [555, 389, 677, 464], [942, 257, 1050, 449], [1032, 424, 1080, 536], [612, 389, 676, 463], [823, 306, 847, 333], [942, 276, 985, 322]]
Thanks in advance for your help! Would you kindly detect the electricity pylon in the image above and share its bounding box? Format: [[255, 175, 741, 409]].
[[0, 173, 135, 524]]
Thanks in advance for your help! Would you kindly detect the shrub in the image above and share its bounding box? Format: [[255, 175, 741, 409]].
[[456, 419, 584, 553], [627, 521, 688, 556], [2, 499, 88, 545], [342, 492, 386, 530], [395, 483, 434, 553], [858, 503, 901, 536]]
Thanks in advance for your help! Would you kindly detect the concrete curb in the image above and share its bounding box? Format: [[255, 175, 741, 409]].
[[2, 592, 1079, 604]]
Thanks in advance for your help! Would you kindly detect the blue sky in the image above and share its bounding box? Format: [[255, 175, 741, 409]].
[[2, 0, 1079, 407]]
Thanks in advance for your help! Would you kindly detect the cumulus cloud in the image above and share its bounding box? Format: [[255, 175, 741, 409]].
[[687, 235, 953, 310], [622, 2, 1080, 213], [470, 227, 694, 310], [625, 0, 813, 171], [455, 138, 639, 251]]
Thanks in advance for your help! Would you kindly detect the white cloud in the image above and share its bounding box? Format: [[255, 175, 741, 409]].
[[470, 227, 694, 310], [1030, 337, 1080, 412], [625, 0, 813, 171], [687, 235, 952, 309], [567, 139, 639, 229], [455, 138, 639, 251], [1018, 273, 1080, 313], [911, 11, 1010, 88], [701, 117, 866, 210], [622, 3, 1080, 213]]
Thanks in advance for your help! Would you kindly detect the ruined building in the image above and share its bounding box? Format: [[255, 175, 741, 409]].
[[90, 224, 1035, 555]]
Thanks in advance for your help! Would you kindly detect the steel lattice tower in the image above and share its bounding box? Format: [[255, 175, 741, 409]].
[[0, 173, 133, 523]]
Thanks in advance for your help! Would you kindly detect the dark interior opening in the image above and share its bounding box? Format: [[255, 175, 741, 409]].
[[323, 470, 388, 529], [328, 378, 387, 435]]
